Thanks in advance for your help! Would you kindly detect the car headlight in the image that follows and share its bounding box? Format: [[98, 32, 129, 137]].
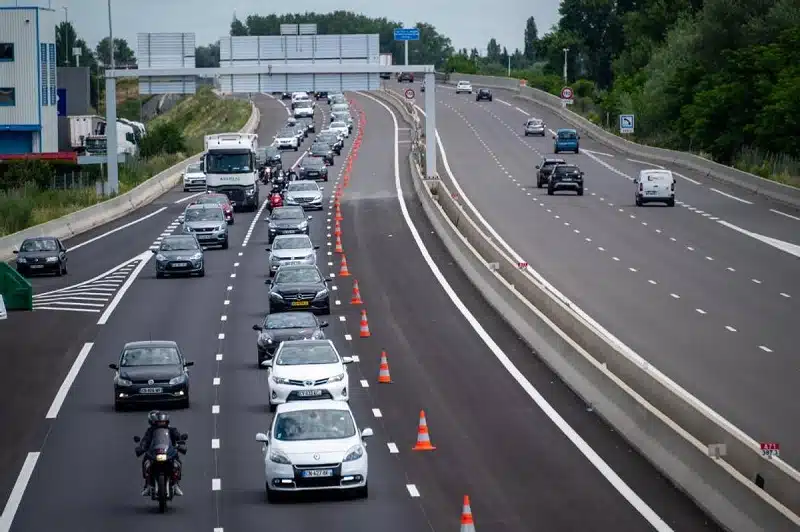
[[246, 186, 255, 195], [169, 375, 186, 385], [343, 444, 364, 462], [320, 168, 328, 174], [16, 257, 27, 263], [269, 449, 292, 464], [268, 222, 277, 229], [46, 256, 58, 263], [114, 376, 132, 386], [304, 253, 315, 261], [269, 292, 283, 300], [155, 254, 166, 261], [312, 330, 324, 339], [260, 334, 273, 344], [315, 288, 329, 299], [191, 252, 203, 260], [297, 221, 308, 229], [271, 375, 289, 385], [216, 226, 225, 232], [183, 225, 192, 233], [328, 372, 345, 383]]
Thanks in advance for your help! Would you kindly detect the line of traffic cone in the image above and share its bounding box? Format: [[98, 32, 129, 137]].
[[338, 254, 350, 276], [335, 206, 343, 221], [334, 234, 343, 253], [460, 495, 476, 531], [377, 350, 391, 383], [350, 280, 362, 304], [412, 410, 436, 451], [359, 309, 370, 337], [334, 219, 341, 236]]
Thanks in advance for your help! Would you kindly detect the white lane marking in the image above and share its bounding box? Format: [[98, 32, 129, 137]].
[[670, 293, 680, 299], [752, 279, 762, 284], [220, 315, 227, 321], [365, 92, 673, 530], [725, 326, 737, 332], [710, 188, 753, 204], [780, 293, 791, 298], [218, 333, 225, 340], [673, 172, 701, 185], [45, 343, 94, 418], [212, 405, 220, 414], [212, 478, 221, 491], [770, 209, 800, 221], [234, 262, 239, 267], [224, 300, 230, 305], [406, 484, 420, 497], [727, 267, 735, 272], [30, 306, 100, 313], [582, 149, 614, 158], [371, 408, 382, 418], [696, 309, 706, 315], [227, 285, 233, 291], [230, 273, 236, 278], [344, 334, 352, 341], [34, 259, 140, 297], [67, 207, 167, 252], [0, 452, 41, 532], [496, 99, 512, 106], [242, 196, 270, 247], [648, 280, 657, 285], [339, 316, 346, 322], [212, 439, 220, 449], [717, 220, 800, 258], [97, 251, 153, 325], [515, 106, 529, 115], [216, 353, 223, 361], [387, 442, 399, 454], [213, 377, 221, 385], [360, 379, 369, 388], [759, 345, 773, 353], [174, 191, 206, 204], [335, 300, 341, 305], [350, 355, 360, 362]]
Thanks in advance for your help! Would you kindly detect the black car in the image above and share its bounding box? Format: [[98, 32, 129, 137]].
[[280, 92, 291, 100], [266, 264, 331, 315], [535, 157, 567, 188], [266, 206, 311, 243], [109, 341, 194, 410], [297, 156, 329, 182], [153, 235, 204, 278], [476, 88, 493, 101], [316, 132, 343, 155], [314, 91, 328, 100], [397, 72, 414, 82], [253, 311, 329, 364], [296, 116, 315, 133], [310, 142, 335, 165], [548, 164, 584, 196], [13, 236, 68, 276]]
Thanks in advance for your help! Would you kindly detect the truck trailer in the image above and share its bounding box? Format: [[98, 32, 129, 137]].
[[379, 53, 393, 79]]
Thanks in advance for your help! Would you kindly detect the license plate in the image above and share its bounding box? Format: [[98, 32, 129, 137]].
[[140, 387, 163, 394], [198, 234, 213, 239], [284, 261, 302, 265], [308, 172, 318, 176], [171, 262, 187, 267], [31, 265, 44, 269], [291, 301, 310, 307], [301, 468, 333, 477], [646, 191, 657, 195], [297, 389, 323, 397]]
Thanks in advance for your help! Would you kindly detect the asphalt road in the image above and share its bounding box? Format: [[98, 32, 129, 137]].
[[0, 91, 720, 532], [390, 80, 800, 469]]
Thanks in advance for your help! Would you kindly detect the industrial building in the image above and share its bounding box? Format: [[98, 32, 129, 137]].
[[0, 5, 59, 155]]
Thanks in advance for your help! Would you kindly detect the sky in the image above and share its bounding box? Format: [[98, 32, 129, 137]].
[[2, 0, 561, 55]]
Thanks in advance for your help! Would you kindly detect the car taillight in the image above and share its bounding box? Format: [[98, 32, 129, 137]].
[[639, 183, 643, 192], [671, 182, 675, 191]]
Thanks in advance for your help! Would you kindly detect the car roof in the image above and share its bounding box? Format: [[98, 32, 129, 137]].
[[278, 339, 333, 349], [543, 158, 566, 163], [271, 206, 304, 213], [186, 203, 223, 211], [640, 169, 673, 178], [272, 233, 311, 240], [123, 340, 178, 349], [275, 398, 352, 414], [557, 128, 577, 132], [554, 164, 580, 170]]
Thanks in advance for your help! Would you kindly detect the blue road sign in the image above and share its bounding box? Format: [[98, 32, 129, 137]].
[[619, 114, 635, 134], [56, 88, 67, 117], [394, 28, 420, 41]]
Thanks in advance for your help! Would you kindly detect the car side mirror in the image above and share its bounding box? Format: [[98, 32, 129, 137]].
[[133, 436, 141, 443], [552, 135, 556, 139], [252, 324, 262, 331], [314, 245, 320, 250], [361, 428, 374, 438], [265, 247, 271, 251], [342, 356, 354, 364], [265, 280, 272, 286], [256, 432, 269, 443], [108, 363, 119, 370], [12, 249, 18, 254], [324, 278, 331, 283], [535, 165, 540, 169], [319, 186, 324, 190], [151, 248, 158, 253], [260, 360, 272, 367], [307, 215, 313, 220], [184, 361, 195, 367], [319, 321, 329, 328]]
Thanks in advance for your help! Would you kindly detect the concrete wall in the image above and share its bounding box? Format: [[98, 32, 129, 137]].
[[56, 67, 90, 115]]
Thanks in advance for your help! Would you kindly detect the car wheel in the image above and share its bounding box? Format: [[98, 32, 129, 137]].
[[269, 402, 277, 413], [577, 187, 584, 196], [114, 400, 126, 412], [554, 148, 559, 154], [547, 188, 554, 196], [667, 198, 675, 207], [198, 268, 205, 277], [55, 263, 63, 276], [489, 97, 493, 101], [228, 218, 234, 225], [524, 132, 529, 136], [62, 263, 68, 275], [221, 239, 229, 250], [156, 271, 165, 279], [294, 146, 298, 152]]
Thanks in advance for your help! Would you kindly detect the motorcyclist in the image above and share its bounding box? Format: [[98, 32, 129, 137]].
[[135, 411, 185, 497]]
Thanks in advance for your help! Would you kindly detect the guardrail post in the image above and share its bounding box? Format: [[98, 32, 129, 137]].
[[424, 72, 437, 179]]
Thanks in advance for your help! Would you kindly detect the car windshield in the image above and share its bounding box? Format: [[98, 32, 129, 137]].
[[333, 112, 351, 120], [543, 160, 562, 167], [296, 102, 312, 109], [278, 129, 295, 137], [276, 343, 338, 365], [20, 239, 58, 252], [288, 182, 318, 192], [311, 145, 328, 153], [331, 122, 346, 128], [556, 166, 580, 175], [160, 237, 199, 251], [120, 346, 180, 366], [271, 208, 304, 220], [206, 152, 252, 173], [186, 163, 202, 172], [558, 131, 577, 139], [196, 196, 227, 206], [265, 312, 317, 329], [274, 267, 321, 284], [273, 236, 311, 250], [185, 208, 224, 222], [273, 409, 356, 441], [303, 157, 324, 167]]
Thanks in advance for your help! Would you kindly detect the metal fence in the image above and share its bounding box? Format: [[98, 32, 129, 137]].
[[48, 171, 100, 190]]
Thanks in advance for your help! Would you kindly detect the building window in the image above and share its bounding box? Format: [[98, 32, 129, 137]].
[[40, 43, 48, 105], [0, 43, 13, 61], [49, 44, 56, 105], [0, 88, 15, 106]]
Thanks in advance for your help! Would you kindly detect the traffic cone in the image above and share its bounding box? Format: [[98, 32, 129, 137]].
[[339, 254, 351, 276], [334, 234, 344, 253], [334, 219, 341, 236], [350, 280, 362, 304], [460, 495, 476, 531], [412, 410, 436, 451], [377, 350, 391, 383], [335, 206, 343, 221], [334, 196, 340, 208], [359, 309, 371, 338]]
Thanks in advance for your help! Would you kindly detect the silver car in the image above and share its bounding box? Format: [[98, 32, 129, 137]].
[[524, 118, 546, 137], [267, 234, 319, 275], [182, 203, 229, 249], [182, 162, 206, 191], [330, 103, 350, 114], [284, 181, 324, 210], [330, 111, 353, 132]]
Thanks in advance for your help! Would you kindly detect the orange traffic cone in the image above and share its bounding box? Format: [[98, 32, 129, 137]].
[[334, 234, 343, 253], [339, 254, 350, 276], [350, 280, 362, 304], [335, 206, 343, 221], [359, 309, 371, 338], [412, 410, 436, 451], [377, 350, 391, 383], [334, 219, 341, 236], [460, 495, 476, 531], [334, 196, 340, 209]]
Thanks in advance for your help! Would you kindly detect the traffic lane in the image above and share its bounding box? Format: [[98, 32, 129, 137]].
[[6, 236, 244, 531], [432, 96, 800, 462], [489, 86, 800, 243], [340, 94, 711, 530]]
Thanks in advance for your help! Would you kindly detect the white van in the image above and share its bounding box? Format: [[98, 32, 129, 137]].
[[635, 169, 675, 207]]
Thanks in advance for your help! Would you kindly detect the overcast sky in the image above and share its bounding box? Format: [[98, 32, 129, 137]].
[[4, 0, 561, 55]]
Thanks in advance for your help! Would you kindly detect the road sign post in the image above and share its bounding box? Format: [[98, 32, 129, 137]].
[[619, 114, 635, 134], [560, 86, 574, 106], [394, 28, 420, 66]]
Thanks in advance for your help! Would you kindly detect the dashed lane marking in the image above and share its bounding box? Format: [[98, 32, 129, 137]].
[[406, 484, 420, 497], [387, 443, 399, 453]]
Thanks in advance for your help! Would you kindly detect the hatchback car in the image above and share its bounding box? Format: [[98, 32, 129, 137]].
[[548, 164, 584, 196], [266, 234, 319, 275], [535, 157, 566, 188], [153, 234, 205, 278], [189, 192, 234, 224], [297, 156, 329, 182], [13, 236, 68, 276], [456, 81, 473, 94], [255, 399, 372, 501], [183, 204, 229, 249], [309, 142, 334, 165], [266, 206, 312, 243], [553, 128, 580, 153], [316, 132, 343, 154], [476, 88, 492, 101], [329, 121, 349, 138], [253, 311, 329, 363], [330, 111, 353, 133], [524, 118, 546, 137], [266, 264, 331, 314], [182, 162, 206, 191], [635, 169, 676, 207]]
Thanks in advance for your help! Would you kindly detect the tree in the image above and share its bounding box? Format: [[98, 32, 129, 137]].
[[55, 21, 96, 68], [196, 42, 220, 68], [524, 16, 539, 61], [501, 46, 509, 67], [230, 15, 248, 36], [95, 37, 136, 67], [486, 38, 501, 62]]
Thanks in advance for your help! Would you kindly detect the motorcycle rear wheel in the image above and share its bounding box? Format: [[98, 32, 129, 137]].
[[157, 475, 167, 513]]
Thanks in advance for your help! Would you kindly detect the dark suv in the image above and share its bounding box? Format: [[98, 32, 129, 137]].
[[535, 158, 566, 188], [548, 164, 584, 196], [397, 72, 414, 82], [476, 88, 492, 101]]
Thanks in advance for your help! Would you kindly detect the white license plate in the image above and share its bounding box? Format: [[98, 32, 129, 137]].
[[31, 265, 44, 269], [646, 191, 658, 195], [302, 469, 333, 478], [297, 389, 323, 397], [140, 387, 163, 394], [284, 261, 302, 265], [171, 262, 188, 267]]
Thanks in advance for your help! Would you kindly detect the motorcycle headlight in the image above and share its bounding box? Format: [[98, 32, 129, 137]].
[[46, 256, 58, 263], [191, 252, 203, 260], [169, 375, 186, 385], [114, 376, 132, 386], [315, 288, 329, 299], [343, 444, 364, 462], [155, 254, 166, 261], [328, 372, 345, 383], [271, 375, 289, 385], [269, 449, 291, 464], [156, 454, 168, 462]]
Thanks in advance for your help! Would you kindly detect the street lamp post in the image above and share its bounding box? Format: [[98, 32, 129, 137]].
[[562, 48, 569, 84], [105, 0, 119, 195], [61, 7, 68, 66]]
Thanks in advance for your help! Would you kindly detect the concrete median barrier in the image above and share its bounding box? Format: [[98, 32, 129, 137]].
[[0, 102, 260, 262], [437, 73, 800, 209], [371, 88, 800, 531]]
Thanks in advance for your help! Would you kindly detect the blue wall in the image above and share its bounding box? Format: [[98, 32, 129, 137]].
[[0, 131, 33, 154]]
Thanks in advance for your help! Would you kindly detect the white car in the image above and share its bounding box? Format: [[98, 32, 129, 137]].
[[330, 103, 350, 114], [263, 339, 352, 408], [273, 128, 300, 151], [255, 399, 372, 501], [293, 101, 314, 118], [456, 81, 473, 94], [635, 169, 676, 207], [329, 121, 349, 138], [182, 162, 206, 191]]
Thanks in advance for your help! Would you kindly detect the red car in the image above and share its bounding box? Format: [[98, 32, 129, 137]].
[[190, 193, 234, 224]]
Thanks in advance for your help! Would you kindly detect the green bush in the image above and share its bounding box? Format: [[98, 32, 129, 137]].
[[139, 122, 187, 158], [0, 160, 54, 190]]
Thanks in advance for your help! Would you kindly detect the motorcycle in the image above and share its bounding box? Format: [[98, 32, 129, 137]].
[[267, 187, 284, 212], [134, 430, 187, 513]]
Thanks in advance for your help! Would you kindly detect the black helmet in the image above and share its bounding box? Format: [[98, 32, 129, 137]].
[[148, 410, 170, 427]]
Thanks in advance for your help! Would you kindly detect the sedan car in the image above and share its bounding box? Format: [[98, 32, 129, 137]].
[[330, 111, 353, 133], [524, 118, 546, 137], [476, 88, 492, 101], [548, 164, 584, 196], [285, 181, 324, 210], [109, 340, 194, 410], [329, 121, 349, 138], [296, 116, 315, 133], [255, 399, 372, 501], [266, 264, 331, 314], [274, 128, 300, 151], [266, 206, 312, 243], [309, 142, 334, 165], [293, 101, 314, 119], [153, 235, 204, 278], [189, 192, 234, 224], [262, 340, 351, 407], [327, 92, 345, 105], [535, 157, 566, 188], [267, 234, 319, 276], [182, 162, 206, 191], [182, 203, 229, 249], [397, 72, 414, 82], [297, 156, 328, 182], [316, 132, 343, 155], [253, 311, 329, 364], [13, 236, 68, 276], [456, 80, 473, 94]]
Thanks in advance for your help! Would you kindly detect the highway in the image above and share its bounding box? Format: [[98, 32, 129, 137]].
[[389, 79, 800, 468], [0, 91, 719, 531]]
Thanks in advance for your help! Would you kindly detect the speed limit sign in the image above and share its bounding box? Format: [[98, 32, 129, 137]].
[[560, 87, 574, 100], [404, 88, 416, 100]]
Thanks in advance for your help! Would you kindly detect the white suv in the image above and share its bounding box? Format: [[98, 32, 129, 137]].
[[456, 81, 473, 94]]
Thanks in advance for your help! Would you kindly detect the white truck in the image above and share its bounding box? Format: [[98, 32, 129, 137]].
[[69, 115, 139, 157], [204, 133, 260, 211], [379, 53, 393, 79]]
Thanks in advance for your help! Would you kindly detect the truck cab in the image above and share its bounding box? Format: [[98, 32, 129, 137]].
[[204, 133, 260, 211]]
